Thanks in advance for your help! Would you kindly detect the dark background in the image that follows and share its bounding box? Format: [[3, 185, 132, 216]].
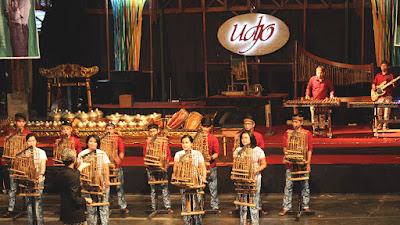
[[1, 0, 395, 119]]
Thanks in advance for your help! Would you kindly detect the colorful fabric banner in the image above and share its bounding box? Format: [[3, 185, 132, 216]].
[[394, 1, 400, 46], [371, 0, 399, 66], [0, 0, 40, 59], [111, 0, 146, 71]]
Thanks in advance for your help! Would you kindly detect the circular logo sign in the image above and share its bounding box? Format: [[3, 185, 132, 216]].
[[217, 13, 290, 56]]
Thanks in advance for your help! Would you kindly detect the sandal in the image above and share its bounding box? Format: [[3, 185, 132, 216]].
[[3, 211, 12, 218], [279, 210, 287, 216], [122, 208, 129, 214]]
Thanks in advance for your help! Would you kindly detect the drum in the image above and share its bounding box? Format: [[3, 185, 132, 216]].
[[167, 109, 189, 129], [183, 112, 203, 130]]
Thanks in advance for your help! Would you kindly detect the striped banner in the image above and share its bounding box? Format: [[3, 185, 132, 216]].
[[371, 0, 400, 66], [111, 0, 147, 71]]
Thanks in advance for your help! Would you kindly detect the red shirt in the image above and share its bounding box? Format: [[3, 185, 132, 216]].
[[253, 131, 265, 150], [282, 127, 313, 169], [7, 128, 32, 136], [305, 76, 334, 100], [55, 136, 82, 154], [112, 135, 125, 168], [372, 73, 395, 97], [207, 133, 220, 169], [143, 136, 171, 161]]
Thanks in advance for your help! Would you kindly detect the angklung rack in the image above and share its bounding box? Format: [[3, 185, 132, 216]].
[[231, 145, 257, 207]]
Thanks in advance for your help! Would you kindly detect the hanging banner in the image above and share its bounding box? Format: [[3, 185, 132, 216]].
[[395, 1, 400, 46], [217, 13, 290, 56], [111, 0, 146, 71], [0, 0, 40, 59]]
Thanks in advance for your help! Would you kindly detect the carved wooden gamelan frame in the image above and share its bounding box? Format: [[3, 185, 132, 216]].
[[39, 64, 99, 116]]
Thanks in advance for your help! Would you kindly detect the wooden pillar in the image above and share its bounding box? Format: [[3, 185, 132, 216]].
[[202, 0, 208, 97]]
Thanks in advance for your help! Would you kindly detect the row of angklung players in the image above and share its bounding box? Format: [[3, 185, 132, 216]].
[[2, 112, 312, 225]]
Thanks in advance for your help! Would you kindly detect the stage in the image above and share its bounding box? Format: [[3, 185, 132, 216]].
[[0, 193, 399, 225], [2, 124, 400, 194]]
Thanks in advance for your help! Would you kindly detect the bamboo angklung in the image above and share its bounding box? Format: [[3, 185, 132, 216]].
[[284, 129, 310, 181], [231, 145, 257, 207], [80, 151, 109, 206], [53, 135, 75, 166], [193, 132, 211, 174], [100, 134, 121, 186], [9, 147, 42, 196], [144, 135, 170, 184], [2, 131, 25, 163], [171, 151, 206, 216]]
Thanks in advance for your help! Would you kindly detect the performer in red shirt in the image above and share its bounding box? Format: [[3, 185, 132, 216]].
[[305, 66, 335, 135], [243, 116, 264, 150], [143, 124, 173, 213], [105, 123, 129, 214], [200, 118, 220, 212], [55, 122, 82, 154], [280, 114, 313, 216], [372, 61, 396, 130], [3, 113, 32, 218]]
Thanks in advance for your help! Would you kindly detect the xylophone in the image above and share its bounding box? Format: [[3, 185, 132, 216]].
[[347, 101, 400, 108], [284, 99, 341, 108]]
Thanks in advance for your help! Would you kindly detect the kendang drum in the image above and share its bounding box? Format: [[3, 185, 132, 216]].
[[183, 112, 203, 130], [167, 109, 189, 129]]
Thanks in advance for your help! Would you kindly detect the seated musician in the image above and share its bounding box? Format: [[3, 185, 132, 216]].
[[200, 118, 220, 212], [104, 122, 129, 214], [56, 149, 90, 225], [233, 130, 266, 225], [25, 133, 48, 225], [372, 60, 396, 130], [143, 124, 173, 213], [56, 121, 82, 154], [305, 66, 335, 135], [279, 114, 312, 216], [77, 135, 110, 225], [172, 135, 207, 225], [3, 113, 32, 218]]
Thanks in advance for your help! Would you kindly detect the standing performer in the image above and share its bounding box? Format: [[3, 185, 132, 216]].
[[3, 113, 32, 218], [243, 116, 264, 150], [77, 135, 110, 225], [232, 130, 266, 225], [279, 114, 312, 216], [56, 149, 90, 225], [104, 123, 129, 214], [372, 61, 396, 130], [172, 135, 207, 225], [24, 133, 47, 225], [305, 66, 335, 135], [53, 122, 82, 165], [199, 117, 220, 212], [242, 115, 266, 215], [143, 124, 173, 212]]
